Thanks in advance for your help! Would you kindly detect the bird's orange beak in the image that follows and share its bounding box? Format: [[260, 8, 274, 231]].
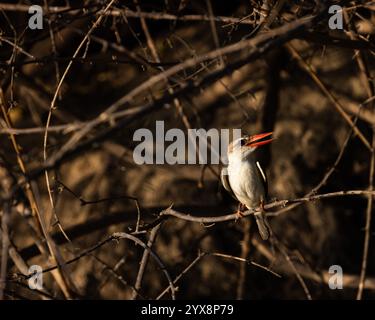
[[245, 132, 273, 148]]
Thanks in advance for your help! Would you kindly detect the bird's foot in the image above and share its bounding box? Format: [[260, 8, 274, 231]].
[[235, 203, 246, 221], [235, 210, 244, 220], [260, 199, 266, 212]]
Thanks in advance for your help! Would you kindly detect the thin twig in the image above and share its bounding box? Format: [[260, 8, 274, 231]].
[[156, 251, 207, 300], [346, 14, 375, 299], [251, 237, 375, 291], [131, 224, 162, 299], [19, 232, 176, 300], [286, 44, 372, 151], [91, 254, 146, 299], [272, 235, 312, 300], [41, 1, 117, 298], [269, 101, 363, 218], [0, 201, 10, 300]]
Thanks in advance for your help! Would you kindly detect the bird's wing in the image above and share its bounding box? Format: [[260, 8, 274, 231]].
[[221, 167, 237, 200], [256, 161, 268, 198]]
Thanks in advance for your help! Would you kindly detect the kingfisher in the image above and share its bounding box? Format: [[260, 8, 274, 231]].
[[221, 132, 273, 240]]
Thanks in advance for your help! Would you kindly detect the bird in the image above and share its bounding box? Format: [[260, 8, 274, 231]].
[[221, 132, 273, 240]]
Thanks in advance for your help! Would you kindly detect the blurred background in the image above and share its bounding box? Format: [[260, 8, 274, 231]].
[[0, 0, 375, 299]]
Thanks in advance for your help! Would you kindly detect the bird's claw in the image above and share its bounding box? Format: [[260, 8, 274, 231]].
[[260, 199, 266, 212], [235, 203, 246, 221], [235, 210, 244, 220]]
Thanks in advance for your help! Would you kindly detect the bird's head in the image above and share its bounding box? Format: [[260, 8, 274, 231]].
[[228, 132, 273, 159]]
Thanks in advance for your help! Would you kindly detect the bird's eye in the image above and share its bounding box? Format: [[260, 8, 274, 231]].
[[240, 138, 246, 146]]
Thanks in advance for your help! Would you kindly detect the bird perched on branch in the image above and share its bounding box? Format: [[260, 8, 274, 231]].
[[221, 132, 273, 240]]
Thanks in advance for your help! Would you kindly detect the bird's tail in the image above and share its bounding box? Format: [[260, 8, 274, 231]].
[[254, 212, 270, 240]]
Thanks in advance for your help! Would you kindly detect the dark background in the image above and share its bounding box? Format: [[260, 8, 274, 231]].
[[0, 0, 375, 300]]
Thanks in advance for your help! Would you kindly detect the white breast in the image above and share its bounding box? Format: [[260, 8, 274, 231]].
[[227, 154, 265, 209]]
